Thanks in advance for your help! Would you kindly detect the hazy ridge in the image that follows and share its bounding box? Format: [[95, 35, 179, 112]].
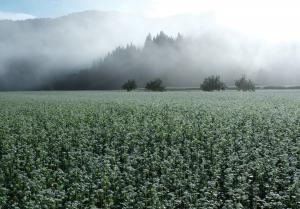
[[0, 11, 300, 90]]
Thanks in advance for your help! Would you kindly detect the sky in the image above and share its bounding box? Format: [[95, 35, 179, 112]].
[[1, 0, 300, 41], [0, 0, 148, 17], [1, 0, 300, 18]]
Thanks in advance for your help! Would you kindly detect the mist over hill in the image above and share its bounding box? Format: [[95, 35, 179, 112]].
[[0, 10, 300, 90]]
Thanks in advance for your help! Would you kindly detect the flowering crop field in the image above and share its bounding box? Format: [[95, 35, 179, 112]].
[[0, 91, 300, 209]]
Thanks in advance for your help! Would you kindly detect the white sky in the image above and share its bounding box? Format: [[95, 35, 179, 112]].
[[1, 0, 300, 42], [144, 0, 300, 42]]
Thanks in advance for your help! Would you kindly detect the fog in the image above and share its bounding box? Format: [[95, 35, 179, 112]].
[[0, 10, 300, 90]]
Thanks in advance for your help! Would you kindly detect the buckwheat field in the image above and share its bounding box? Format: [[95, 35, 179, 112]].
[[0, 91, 300, 209]]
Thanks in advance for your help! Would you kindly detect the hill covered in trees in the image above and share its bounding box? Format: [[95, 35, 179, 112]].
[[47, 32, 187, 90], [1, 31, 240, 90], [1, 11, 300, 90]]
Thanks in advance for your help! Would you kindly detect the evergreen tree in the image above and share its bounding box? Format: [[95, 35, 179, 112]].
[[144, 34, 153, 48]]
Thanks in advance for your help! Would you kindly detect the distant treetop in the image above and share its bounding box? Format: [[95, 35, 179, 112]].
[[144, 31, 183, 48]]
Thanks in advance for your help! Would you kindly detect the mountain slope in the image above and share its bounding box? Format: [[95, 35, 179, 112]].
[[0, 11, 300, 90]]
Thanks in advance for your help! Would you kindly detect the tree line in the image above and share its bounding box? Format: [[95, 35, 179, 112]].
[[0, 31, 256, 91], [123, 75, 255, 92], [57, 32, 256, 92]]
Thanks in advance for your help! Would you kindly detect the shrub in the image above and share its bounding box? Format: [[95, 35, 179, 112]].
[[200, 75, 226, 91], [145, 79, 165, 91], [235, 76, 255, 91], [122, 80, 137, 91]]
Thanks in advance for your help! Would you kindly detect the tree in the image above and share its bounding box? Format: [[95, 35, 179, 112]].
[[145, 79, 165, 91], [235, 76, 255, 91], [152, 31, 176, 46], [200, 75, 226, 91], [144, 33, 153, 48], [122, 80, 137, 92]]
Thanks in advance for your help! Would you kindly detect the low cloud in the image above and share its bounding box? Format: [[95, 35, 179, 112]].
[[1, 10, 300, 90], [0, 11, 35, 21]]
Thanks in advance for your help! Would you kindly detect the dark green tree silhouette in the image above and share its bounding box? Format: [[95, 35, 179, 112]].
[[122, 79, 137, 92], [145, 79, 165, 91], [200, 75, 226, 91], [235, 76, 255, 91]]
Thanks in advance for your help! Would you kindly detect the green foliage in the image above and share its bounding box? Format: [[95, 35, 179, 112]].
[[0, 91, 299, 208], [200, 75, 226, 91], [122, 80, 137, 92], [235, 76, 256, 91], [145, 79, 165, 91]]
